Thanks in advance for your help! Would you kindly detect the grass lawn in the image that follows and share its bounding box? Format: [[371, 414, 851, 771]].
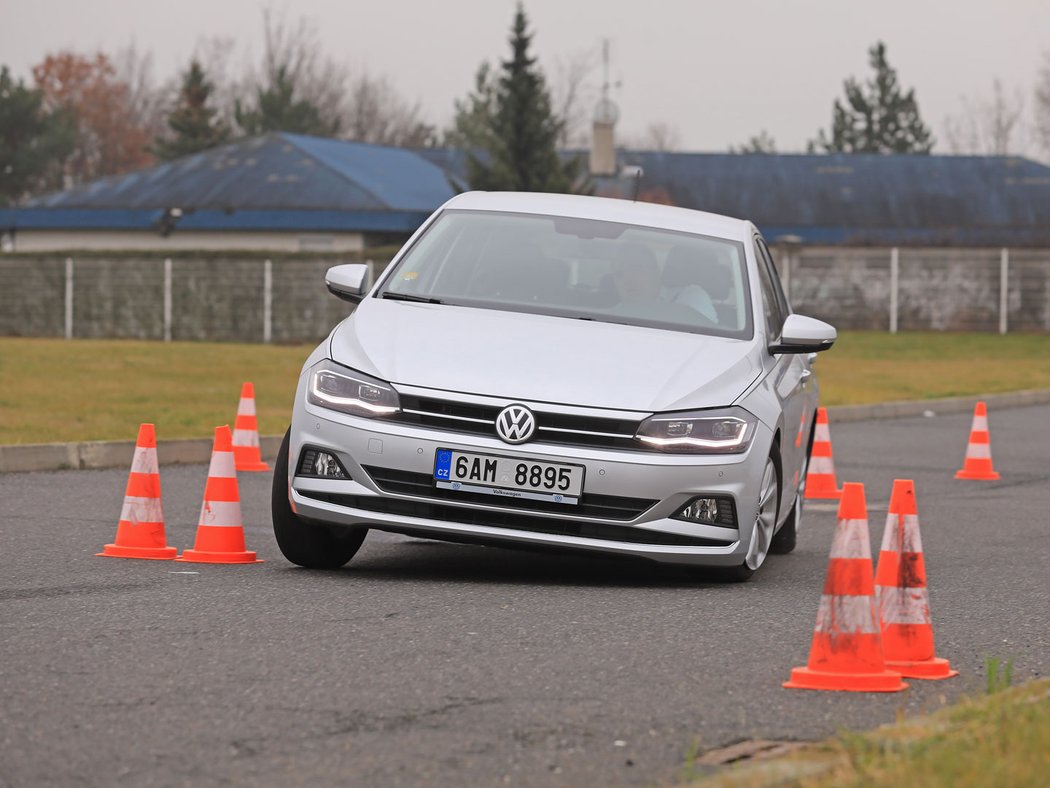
[[686, 677, 1050, 787], [1, 331, 1049, 444], [0, 338, 310, 444]]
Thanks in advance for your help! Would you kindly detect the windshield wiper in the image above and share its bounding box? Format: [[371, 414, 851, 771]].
[[380, 292, 444, 304]]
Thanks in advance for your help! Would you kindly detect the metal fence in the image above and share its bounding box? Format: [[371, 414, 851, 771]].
[[776, 247, 1050, 333], [0, 256, 381, 343], [2, 248, 1050, 342]]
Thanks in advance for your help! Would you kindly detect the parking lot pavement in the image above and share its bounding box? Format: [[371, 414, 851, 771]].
[[1, 403, 1047, 786]]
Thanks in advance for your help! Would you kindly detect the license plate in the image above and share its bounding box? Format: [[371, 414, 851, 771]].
[[433, 449, 584, 505]]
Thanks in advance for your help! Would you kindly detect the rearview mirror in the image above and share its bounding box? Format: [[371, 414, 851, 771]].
[[325, 264, 371, 303], [770, 314, 837, 354]]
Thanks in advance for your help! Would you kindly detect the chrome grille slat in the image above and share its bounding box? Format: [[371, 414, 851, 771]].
[[394, 395, 643, 451]]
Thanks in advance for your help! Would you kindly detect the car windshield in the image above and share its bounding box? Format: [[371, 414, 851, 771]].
[[378, 209, 754, 338]]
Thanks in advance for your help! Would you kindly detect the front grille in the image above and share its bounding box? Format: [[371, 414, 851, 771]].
[[394, 395, 642, 451], [363, 466, 656, 521], [297, 490, 732, 548]]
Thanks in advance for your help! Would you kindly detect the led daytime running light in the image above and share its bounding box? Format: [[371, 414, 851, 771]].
[[637, 422, 749, 450]]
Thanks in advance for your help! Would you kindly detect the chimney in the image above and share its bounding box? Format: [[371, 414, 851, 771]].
[[589, 40, 619, 177], [590, 98, 619, 177]]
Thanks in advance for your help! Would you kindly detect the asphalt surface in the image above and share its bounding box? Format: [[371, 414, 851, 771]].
[[2, 404, 1048, 787]]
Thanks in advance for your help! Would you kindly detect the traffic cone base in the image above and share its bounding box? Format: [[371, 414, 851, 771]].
[[98, 543, 177, 560], [233, 382, 270, 472], [176, 550, 260, 564], [886, 656, 958, 680], [954, 467, 999, 481], [783, 666, 906, 692], [99, 423, 177, 560]]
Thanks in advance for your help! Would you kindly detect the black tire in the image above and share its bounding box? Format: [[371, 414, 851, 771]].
[[771, 412, 816, 556], [271, 428, 367, 569], [706, 448, 782, 583]]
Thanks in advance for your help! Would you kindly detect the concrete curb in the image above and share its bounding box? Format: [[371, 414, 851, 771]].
[[2, 389, 1049, 474], [0, 435, 284, 474]]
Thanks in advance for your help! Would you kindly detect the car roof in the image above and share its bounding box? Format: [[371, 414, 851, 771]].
[[441, 191, 753, 243]]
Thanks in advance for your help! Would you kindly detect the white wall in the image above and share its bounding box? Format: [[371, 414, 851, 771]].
[[10, 229, 365, 253]]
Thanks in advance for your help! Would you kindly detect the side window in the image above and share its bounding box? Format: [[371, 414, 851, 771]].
[[753, 237, 787, 338]]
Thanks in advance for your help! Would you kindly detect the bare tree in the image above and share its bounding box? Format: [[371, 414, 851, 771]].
[[112, 42, 168, 141], [621, 122, 682, 152], [731, 130, 777, 154], [1035, 52, 1050, 161], [550, 47, 600, 148], [344, 72, 435, 147], [943, 79, 1026, 155]]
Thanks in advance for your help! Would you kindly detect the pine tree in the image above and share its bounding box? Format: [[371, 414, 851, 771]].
[[235, 65, 339, 137], [459, 4, 578, 192], [814, 42, 934, 154], [0, 66, 75, 204], [153, 60, 229, 160]]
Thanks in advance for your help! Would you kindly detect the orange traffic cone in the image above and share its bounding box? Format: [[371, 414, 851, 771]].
[[954, 401, 999, 480], [784, 482, 907, 692], [805, 407, 841, 500], [176, 425, 262, 564], [875, 480, 958, 680], [232, 382, 270, 472], [98, 423, 177, 560]]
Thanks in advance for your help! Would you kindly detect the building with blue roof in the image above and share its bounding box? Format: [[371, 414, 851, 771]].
[[0, 133, 458, 252], [4, 130, 1050, 253]]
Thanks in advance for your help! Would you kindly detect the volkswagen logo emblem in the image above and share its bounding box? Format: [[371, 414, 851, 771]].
[[495, 404, 536, 444]]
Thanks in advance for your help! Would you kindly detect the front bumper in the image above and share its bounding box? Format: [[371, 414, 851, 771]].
[[289, 395, 772, 567]]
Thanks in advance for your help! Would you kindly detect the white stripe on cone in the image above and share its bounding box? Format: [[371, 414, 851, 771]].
[[972, 415, 988, 431], [809, 455, 836, 475], [877, 586, 931, 626], [198, 499, 243, 528], [232, 428, 259, 448], [828, 519, 872, 560], [964, 442, 992, 460], [237, 397, 257, 417], [814, 594, 881, 634], [207, 450, 237, 479], [130, 446, 159, 475], [814, 423, 831, 442], [120, 495, 164, 524], [880, 513, 923, 553]]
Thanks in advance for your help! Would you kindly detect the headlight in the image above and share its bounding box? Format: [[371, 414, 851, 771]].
[[635, 407, 756, 454], [307, 360, 400, 418]]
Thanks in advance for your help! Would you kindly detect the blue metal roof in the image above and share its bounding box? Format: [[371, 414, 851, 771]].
[[593, 152, 1050, 246], [8, 138, 1050, 246], [0, 207, 429, 233], [23, 133, 455, 215]]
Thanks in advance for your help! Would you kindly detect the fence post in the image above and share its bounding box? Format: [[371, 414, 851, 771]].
[[999, 248, 1009, 335], [64, 257, 74, 339], [263, 259, 273, 344], [889, 247, 899, 334], [163, 258, 173, 342]]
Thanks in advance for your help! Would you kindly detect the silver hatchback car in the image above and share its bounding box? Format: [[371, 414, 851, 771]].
[[272, 192, 836, 580]]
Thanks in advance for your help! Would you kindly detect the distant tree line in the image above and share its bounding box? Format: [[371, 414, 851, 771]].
[[4, 5, 1050, 207]]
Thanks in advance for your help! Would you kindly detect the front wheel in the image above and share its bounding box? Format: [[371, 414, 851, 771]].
[[713, 451, 780, 583], [271, 429, 367, 569]]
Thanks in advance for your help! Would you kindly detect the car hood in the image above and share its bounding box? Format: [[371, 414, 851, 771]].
[[329, 300, 762, 412]]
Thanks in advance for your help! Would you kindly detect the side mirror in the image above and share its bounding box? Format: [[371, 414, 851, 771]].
[[770, 313, 837, 354], [325, 264, 371, 303]]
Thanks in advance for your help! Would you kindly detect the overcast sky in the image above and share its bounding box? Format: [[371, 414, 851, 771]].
[[4, 0, 1049, 156]]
